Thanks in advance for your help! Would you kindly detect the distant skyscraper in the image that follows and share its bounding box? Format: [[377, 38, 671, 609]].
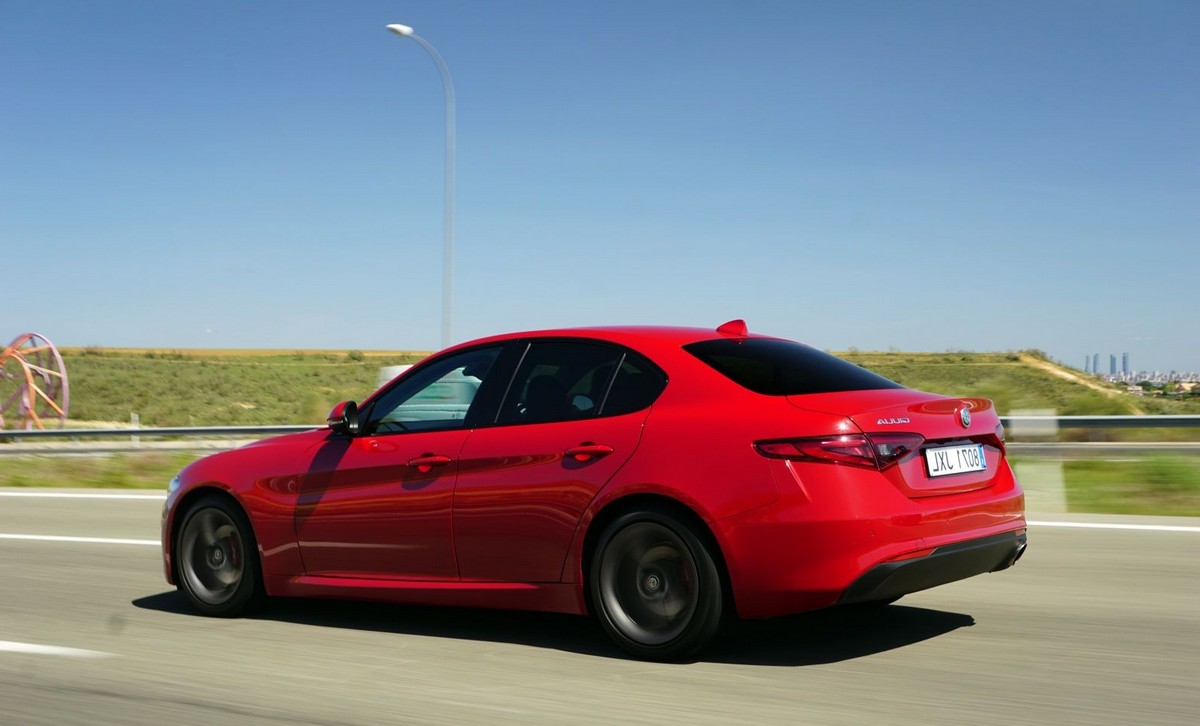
[[1084, 356, 1090, 373], [1122, 353, 1129, 375], [1093, 353, 1100, 374], [1110, 355, 1117, 375]]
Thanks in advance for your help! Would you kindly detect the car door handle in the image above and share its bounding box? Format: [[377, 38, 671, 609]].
[[564, 443, 614, 462], [407, 454, 453, 473]]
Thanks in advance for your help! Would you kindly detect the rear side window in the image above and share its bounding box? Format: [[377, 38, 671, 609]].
[[684, 338, 901, 396], [601, 352, 667, 416]]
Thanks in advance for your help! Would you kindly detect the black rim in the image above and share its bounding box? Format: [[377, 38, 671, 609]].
[[598, 521, 699, 646], [179, 508, 245, 606]]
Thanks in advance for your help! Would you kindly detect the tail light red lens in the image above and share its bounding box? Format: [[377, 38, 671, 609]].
[[992, 423, 1007, 454], [755, 433, 925, 470], [871, 433, 926, 467], [755, 435, 875, 468]]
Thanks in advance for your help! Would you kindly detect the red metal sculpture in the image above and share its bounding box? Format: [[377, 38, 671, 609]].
[[0, 332, 69, 429]]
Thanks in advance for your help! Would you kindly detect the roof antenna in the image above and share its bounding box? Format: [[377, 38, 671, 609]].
[[716, 319, 748, 337]]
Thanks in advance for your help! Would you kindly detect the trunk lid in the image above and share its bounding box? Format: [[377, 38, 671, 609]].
[[787, 389, 1005, 497]]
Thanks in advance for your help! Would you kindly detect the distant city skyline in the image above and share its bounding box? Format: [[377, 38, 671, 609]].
[[2, 2, 1196, 373], [1083, 350, 1196, 380]]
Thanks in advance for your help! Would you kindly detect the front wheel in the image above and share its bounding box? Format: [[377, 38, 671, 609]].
[[175, 495, 262, 617], [590, 509, 724, 661]]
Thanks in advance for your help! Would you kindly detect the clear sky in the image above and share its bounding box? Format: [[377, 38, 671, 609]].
[[2, 1, 1196, 373]]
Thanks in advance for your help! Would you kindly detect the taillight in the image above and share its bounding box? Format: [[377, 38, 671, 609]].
[[871, 433, 926, 467], [756, 435, 875, 468], [992, 422, 1007, 455], [755, 433, 924, 470]]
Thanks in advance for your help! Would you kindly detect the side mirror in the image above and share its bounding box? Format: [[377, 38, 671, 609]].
[[326, 401, 361, 436]]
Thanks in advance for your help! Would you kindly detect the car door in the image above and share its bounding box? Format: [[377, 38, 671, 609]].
[[295, 345, 504, 580], [453, 341, 667, 583]]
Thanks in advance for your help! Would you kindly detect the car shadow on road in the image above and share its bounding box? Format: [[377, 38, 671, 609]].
[[710, 604, 975, 666], [132, 591, 973, 666]]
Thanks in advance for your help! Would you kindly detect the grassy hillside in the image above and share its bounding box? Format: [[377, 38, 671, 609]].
[[61, 348, 427, 426], [6, 347, 1196, 512], [841, 350, 1200, 416], [44, 346, 1200, 428]]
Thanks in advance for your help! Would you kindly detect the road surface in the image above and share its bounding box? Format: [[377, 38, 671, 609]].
[[1, 489, 1197, 725]]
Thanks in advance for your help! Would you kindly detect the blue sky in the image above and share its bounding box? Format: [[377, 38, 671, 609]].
[[2, 1, 1196, 373]]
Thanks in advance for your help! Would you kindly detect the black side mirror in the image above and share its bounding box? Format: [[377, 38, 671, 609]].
[[327, 401, 361, 436]]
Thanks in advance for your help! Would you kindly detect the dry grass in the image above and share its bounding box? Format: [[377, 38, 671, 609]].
[[0, 452, 199, 489]]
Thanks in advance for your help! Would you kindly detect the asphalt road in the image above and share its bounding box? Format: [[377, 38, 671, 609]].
[[1, 489, 1197, 725]]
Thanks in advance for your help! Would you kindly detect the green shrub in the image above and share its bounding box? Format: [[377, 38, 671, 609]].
[[1064, 455, 1200, 516], [1142, 456, 1200, 496]]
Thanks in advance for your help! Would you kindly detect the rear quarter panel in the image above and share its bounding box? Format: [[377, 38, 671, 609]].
[[557, 361, 856, 587]]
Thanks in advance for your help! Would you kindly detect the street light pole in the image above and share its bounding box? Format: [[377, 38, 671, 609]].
[[386, 23, 455, 349]]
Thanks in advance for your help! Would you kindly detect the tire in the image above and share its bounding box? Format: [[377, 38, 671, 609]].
[[589, 508, 724, 661], [175, 495, 262, 617]]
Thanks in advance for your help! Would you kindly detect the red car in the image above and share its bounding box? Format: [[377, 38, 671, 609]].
[[162, 321, 1026, 660]]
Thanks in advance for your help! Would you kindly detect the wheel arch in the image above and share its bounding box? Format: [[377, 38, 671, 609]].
[[169, 485, 260, 586], [578, 493, 736, 618]]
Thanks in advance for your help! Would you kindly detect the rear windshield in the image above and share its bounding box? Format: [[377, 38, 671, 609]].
[[684, 338, 902, 396]]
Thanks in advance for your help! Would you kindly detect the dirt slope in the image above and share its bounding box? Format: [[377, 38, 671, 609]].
[[1017, 353, 1145, 414]]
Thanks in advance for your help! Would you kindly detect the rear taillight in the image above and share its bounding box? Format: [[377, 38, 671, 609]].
[[871, 433, 926, 467], [755, 433, 924, 471], [755, 435, 875, 468]]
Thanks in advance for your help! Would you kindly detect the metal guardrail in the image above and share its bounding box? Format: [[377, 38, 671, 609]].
[[0, 425, 317, 440], [0, 415, 1198, 442], [1001, 415, 1200, 429], [1008, 441, 1200, 457], [1, 418, 1198, 459]]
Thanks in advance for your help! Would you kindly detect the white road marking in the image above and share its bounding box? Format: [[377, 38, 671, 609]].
[[0, 534, 159, 546], [0, 491, 164, 500], [0, 640, 115, 658], [0, 510, 1194, 549], [1028, 520, 1200, 533]]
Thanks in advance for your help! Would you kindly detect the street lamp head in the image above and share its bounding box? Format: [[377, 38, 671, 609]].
[[386, 24, 414, 37]]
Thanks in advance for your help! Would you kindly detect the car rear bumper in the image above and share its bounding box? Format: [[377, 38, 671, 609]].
[[714, 456, 1027, 618], [837, 529, 1027, 605]]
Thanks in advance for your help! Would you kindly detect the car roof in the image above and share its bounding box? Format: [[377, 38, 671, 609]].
[[444, 324, 786, 358]]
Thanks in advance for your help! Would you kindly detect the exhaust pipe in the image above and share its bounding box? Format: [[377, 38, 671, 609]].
[[1012, 541, 1028, 565], [991, 541, 1027, 572]]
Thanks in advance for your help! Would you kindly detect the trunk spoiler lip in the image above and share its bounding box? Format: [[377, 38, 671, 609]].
[[785, 389, 993, 418]]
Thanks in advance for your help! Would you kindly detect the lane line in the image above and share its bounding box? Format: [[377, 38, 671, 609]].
[[0, 492, 164, 500], [1028, 520, 1200, 533], [0, 640, 115, 658], [0, 534, 159, 546]]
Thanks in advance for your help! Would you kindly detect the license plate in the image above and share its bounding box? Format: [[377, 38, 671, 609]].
[[924, 444, 987, 478]]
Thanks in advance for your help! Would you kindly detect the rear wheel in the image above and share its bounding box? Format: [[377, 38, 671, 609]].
[[176, 495, 262, 617], [590, 509, 723, 661]]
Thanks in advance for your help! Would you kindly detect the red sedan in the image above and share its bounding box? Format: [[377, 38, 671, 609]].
[[162, 321, 1026, 660]]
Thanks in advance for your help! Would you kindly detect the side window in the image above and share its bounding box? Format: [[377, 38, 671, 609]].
[[363, 346, 501, 434], [497, 342, 625, 425], [600, 351, 667, 416]]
